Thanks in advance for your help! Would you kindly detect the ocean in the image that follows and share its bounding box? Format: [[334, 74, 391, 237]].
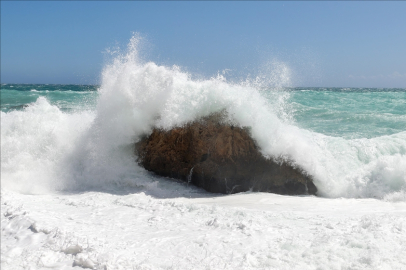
[[2, 84, 405, 199], [1, 39, 406, 269]]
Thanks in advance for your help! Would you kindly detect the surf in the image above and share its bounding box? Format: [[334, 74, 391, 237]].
[[1, 35, 405, 200]]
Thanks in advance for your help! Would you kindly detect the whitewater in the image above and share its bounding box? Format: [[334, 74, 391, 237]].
[[1, 36, 406, 269]]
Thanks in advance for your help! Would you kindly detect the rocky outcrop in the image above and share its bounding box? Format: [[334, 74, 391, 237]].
[[135, 115, 317, 195]]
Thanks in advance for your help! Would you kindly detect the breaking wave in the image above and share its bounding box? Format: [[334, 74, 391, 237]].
[[1, 35, 405, 200]]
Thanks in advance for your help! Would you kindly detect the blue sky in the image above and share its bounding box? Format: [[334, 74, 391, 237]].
[[1, 1, 405, 87]]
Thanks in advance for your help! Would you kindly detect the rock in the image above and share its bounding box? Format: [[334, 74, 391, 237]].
[[9, 104, 29, 111], [135, 115, 317, 195]]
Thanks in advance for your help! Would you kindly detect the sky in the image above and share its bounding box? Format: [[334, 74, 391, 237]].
[[1, 1, 406, 88]]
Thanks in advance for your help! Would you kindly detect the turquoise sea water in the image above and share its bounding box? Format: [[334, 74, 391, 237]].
[[2, 84, 404, 139], [288, 87, 406, 139], [1, 84, 98, 113]]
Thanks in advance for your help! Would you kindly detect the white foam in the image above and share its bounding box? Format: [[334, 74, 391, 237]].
[[2, 190, 406, 269], [1, 98, 95, 193]]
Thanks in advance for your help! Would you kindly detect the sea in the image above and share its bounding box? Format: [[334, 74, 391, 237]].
[[1, 38, 406, 269], [2, 84, 405, 199]]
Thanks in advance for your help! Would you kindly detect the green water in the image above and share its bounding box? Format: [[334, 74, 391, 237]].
[[2, 84, 405, 139], [288, 88, 406, 139], [0, 84, 98, 112]]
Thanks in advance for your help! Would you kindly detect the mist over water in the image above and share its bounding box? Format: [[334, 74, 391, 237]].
[[1, 35, 405, 200]]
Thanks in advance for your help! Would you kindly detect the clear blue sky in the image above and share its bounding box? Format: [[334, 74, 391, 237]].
[[1, 1, 406, 87]]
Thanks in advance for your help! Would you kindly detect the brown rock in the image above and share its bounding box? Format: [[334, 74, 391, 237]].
[[135, 115, 317, 195]]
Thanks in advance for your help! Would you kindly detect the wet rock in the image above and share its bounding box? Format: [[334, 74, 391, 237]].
[[9, 104, 29, 111], [135, 115, 317, 195]]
